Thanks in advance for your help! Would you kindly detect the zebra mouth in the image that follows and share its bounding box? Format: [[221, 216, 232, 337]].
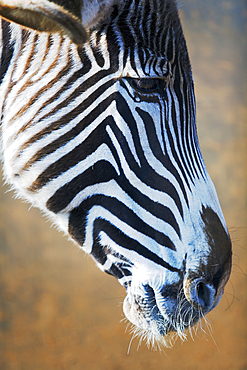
[[123, 282, 203, 338], [123, 284, 176, 337]]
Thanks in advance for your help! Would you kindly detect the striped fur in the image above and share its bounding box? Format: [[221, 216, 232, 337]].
[[0, 0, 231, 348]]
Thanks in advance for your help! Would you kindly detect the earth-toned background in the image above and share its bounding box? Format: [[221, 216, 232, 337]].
[[0, 0, 246, 369]]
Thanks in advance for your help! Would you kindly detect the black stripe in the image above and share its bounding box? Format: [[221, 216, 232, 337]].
[[0, 20, 14, 85], [105, 263, 132, 279]]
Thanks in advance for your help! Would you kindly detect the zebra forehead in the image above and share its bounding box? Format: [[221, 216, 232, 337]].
[[101, 0, 181, 46], [88, 0, 191, 79], [81, 0, 179, 28]]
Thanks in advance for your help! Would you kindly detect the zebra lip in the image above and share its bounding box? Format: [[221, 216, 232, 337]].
[[144, 284, 176, 334], [124, 285, 176, 336]]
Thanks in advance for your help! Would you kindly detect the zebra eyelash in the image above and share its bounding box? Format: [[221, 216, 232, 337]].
[[124, 77, 168, 94]]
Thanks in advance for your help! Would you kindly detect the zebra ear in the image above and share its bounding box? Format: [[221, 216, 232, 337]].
[[0, 0, 117, 44], [80, 0, 116, 29], [0, 0, 87, 45]]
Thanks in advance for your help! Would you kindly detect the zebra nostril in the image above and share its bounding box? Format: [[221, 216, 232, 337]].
[[184, 278, 215, 311], [196, 281, 211, 309]]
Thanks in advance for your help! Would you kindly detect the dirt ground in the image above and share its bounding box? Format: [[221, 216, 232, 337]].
[[0, 1, 246, 369]]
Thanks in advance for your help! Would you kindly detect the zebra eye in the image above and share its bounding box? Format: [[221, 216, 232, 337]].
[[126, 77, 163, 93]]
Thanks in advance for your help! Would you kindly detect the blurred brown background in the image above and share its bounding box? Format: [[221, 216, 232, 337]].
[[0, 0, 246, 369]]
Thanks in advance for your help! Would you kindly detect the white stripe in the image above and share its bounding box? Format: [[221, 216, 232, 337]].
[[12, 32, 38, 83], [36, 144, 120, 200]]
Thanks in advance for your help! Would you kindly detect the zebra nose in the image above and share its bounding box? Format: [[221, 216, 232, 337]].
[[183, 278, 216, 311]]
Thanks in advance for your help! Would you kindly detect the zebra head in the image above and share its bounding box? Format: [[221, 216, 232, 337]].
[[0, 0, 232, 347]]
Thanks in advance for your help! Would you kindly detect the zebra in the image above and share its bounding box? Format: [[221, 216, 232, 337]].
[[0, 0, 232, 349]]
